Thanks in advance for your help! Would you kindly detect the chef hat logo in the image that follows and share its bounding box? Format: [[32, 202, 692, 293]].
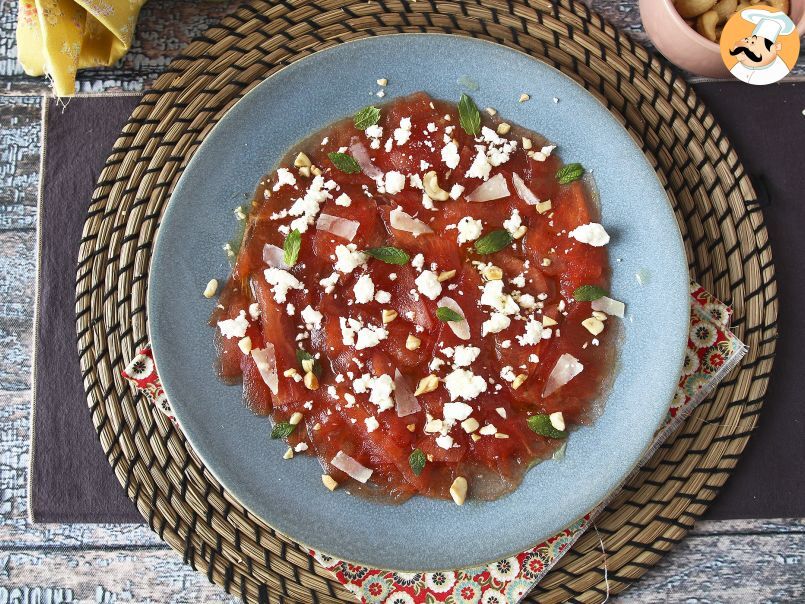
[[719, 5, 800, 86]]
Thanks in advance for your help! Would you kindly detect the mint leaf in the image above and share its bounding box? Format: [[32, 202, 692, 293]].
[[474, 229, 513, 255], [436, 307, 464, 322], [527, 415, 567, 439], [458, 93, 481, 136], [409, 448, 426, 476], [271, 421, 296, 439], [556, 163, 585, 184], [354, 106, 381, 130], [328, 152, 361, 174], [364, 246, 410, 265], [283, 229, 302, 266], [573, 285, 607, 302]]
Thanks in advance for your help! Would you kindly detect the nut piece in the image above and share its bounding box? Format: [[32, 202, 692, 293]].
[[461, 417, 480, 433], [414, 374, 440, 396], [592, 310, 608, 321], [437, 269, 457, 282], [485, 107, 497, 116], [496, 122, 512, 135], [382, 309, 399, 324], [581, 317, 605, 336], [696, 9, 719, 41], [422, 171, 450, 201], [310, 165, 322, 176], [522, 137, 533, 150], [406, 334, 422, 351], [203, 278, 218, 298], [518, 93, 531, 103], [494, 433, 510, 439], [714, 0, 737, 21], [549, 411, 565, 431], [450, 476, 468, 506], [542, 315, 558, 327], [298, 166, 311, 178], [675, 0, 716, 19], [289, 411, 304, 426], [406, 423, 416, 432], [376, 78, 388, 86], [482, 265, 503, 281], [301, 358, 315, 374], [535, 200, 552, 214], [512, 225, 527, 240], [283, 447, 294, 460], [511, 374, 528, 390], [294, 152, 312, 168], [238, 336, 253, 355], [321, 474, 338, 491], [471, 433, 482, 442], [284, 368, 299, 378], [304, 371, 319, 391]]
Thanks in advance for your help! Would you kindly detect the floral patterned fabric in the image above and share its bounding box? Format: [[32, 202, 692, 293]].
[[122, 282, 745, 603], [16, 0, 147, 96]]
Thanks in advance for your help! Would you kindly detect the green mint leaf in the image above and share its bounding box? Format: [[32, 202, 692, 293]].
[[295, 349, 322, 377], [354, 106, 381, 130], [328, 152, 362, 174], [556, 163, 585, 184], [573, 284, 607, 302], [474, 229, 513, 255], [409, 448, 426, 476], [364, 246, 410, 265], [458, 93, 481, 136], [271, 421, 296, 440], [283, 229, 302, 266], [436, 307, 464, 322], [527, 415, 567, 439]]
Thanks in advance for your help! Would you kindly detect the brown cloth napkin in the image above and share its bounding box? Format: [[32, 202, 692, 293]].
[[29, 82, 805, 523]]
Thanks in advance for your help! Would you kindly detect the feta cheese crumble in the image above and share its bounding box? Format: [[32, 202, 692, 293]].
[[263, 268, 304, 303], [353, 274, 375, 304], [301, 305, 323, 329], [334, 244, 368, 274], [217, 310, 249, 339], [452, 345, 481, 368], [444, 368, 488, 401], [482, 312, 511, 336], [569, 222, 610, 247], [415, 270, 442, 300], [456, 216, 483, 244]]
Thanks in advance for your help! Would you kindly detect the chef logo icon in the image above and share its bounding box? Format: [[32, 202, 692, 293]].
[[720, 6, 800, 86]]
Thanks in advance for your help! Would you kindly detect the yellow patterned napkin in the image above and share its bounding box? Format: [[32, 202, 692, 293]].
[[16, 0, 148, 97]]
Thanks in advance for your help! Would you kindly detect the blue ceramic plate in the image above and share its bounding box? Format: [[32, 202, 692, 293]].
[[149, 34, 689, 571]]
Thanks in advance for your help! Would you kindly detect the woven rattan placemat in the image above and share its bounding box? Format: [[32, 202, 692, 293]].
[[75, 1, 778, 602]]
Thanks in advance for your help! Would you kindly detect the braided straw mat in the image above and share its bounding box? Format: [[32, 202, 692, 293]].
[[75, 1, 778, 602]]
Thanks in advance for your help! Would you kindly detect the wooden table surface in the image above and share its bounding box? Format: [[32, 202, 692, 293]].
[[1, 1, 803, 602]]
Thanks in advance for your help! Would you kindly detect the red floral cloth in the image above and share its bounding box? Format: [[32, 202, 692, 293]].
[[123, 282, 745, 603]]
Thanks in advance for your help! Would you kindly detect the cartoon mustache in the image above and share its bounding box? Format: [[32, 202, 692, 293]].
[[730, 46, 763, 63]]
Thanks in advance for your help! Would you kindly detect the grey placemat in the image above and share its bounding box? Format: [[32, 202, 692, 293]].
[[30, 82, 804, 523]]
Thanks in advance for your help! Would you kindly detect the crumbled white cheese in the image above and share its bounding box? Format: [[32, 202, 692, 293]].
[[569, 222, 610, 247], [411, 253, 425, 271], [286, 303, 295, 316], [465, 146, 492, 180], [479, 424, 498, 436], [320, 272, 339, 293], [368, 373, 395, 411], [273, 168, 297, 191], [531, 145, 556, 162], [516, 318, 543, 346], [263, 268, 304, 303], [456, 216, 483, 244], [248, 302, 261, 320], [335, 193, 352, 207], [415, 270, 442, 300], [409, 173, 423, 189], [444, 368, 488, 401], [482, 312, 511, 336], [435, 434, 454, 450], [356, 324, 388, 350], [500, 365, 516, 382], [394, 117, 413, 145], [426, 122, 438, 133], [364, 416, 380, 432], [449, 184, 465, 200], [441, 141, 461, 169], [452, 345, 481, 368], [480, 280, 520, 315], [503, 209, 522, 234], [374, 290, 391, 304], [518, 294, 537, 310], [421, 193, 435, 210], [443, 401, 473, 423], [353, 274, 375, 304], [365, 124, 383, 149], [217, 310, 249, 339], [511, 273, 526, 289], [334, 244, 368, 274], [301, 305, 323, 329], [384, 170, 406, 194], [287, 175, 332, 233]]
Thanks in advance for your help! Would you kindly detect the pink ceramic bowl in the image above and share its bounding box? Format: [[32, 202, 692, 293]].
[[640, 0, 805, 78]]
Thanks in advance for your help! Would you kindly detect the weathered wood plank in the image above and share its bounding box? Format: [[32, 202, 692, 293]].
[[0, 97, 40, 232]]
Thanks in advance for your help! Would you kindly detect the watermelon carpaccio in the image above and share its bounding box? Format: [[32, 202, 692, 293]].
[[210, 92, 621, 505]]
